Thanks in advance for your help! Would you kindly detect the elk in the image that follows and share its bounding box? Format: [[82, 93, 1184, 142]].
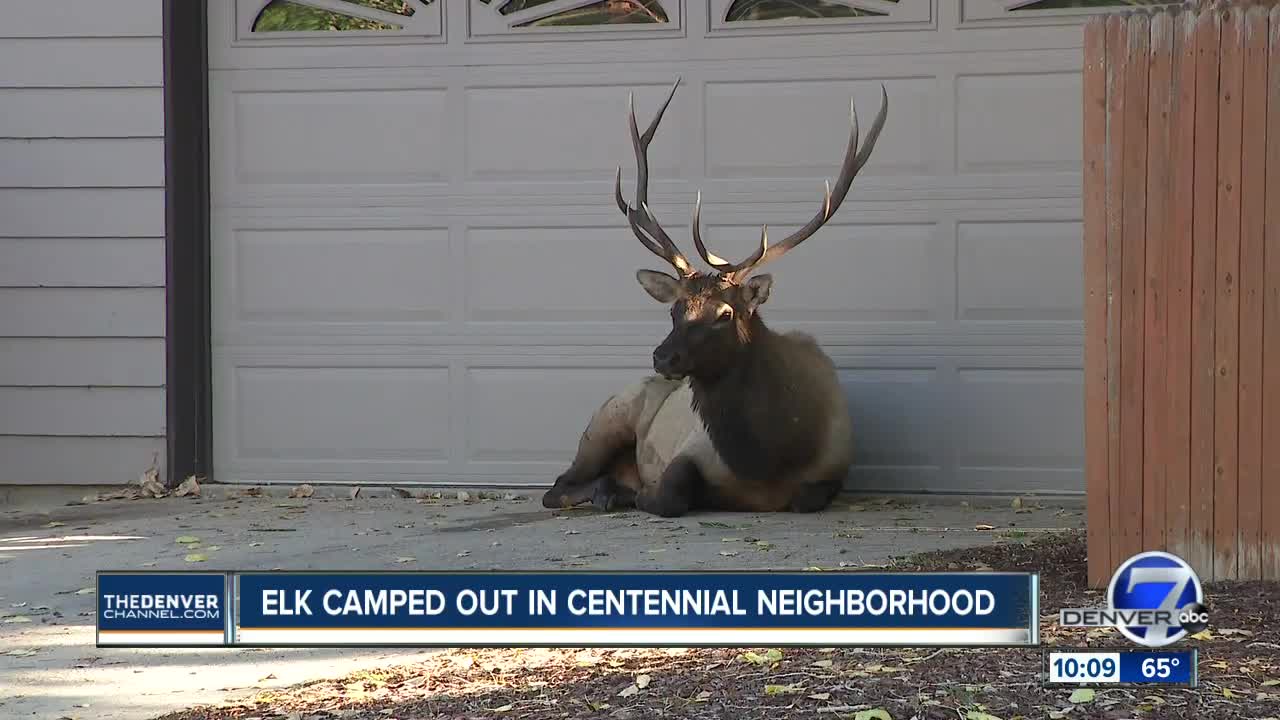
[[540, 77, 888, 518]]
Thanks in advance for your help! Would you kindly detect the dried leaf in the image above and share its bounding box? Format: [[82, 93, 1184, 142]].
[[44, 521, 65, 529], [183, 553, 207, 563], [4, 648, 38, 657], [1218, 628, 1254, 637], [808, 692, 831, 701], [764, 683, 803, 695], [974, 524, 995, 531], [1069, 688, 1096, 704], [967, 712, 1004, 720], [855, 710, 892, 720], [289, 484, 314, 499], [719, 551, 739, 557], [490, 704, 514, 713], [395, 557, 416, 564], [635, 674, 651, 689], [1223, 688, 1235, 699], [1261, 679, 1280, 687], [699, 521, 733, 529], [176, 536, 200, 545], [1011, 497, 1023, 509], [2, 616, 32, 624], [811, 659, 834, 668], [739, 648, 784, 666], [349, 487, 361, 500], [456, 490, 471, 502], [249, 542, 264, 548], [1190, 630, 1214, 641], [173, 476, 201, 498], [693, 691, 711, 702], [74, 587, 94, 595], [617, 684, 639, 698]]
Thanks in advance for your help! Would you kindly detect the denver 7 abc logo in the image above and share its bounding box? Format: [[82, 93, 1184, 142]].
[[1060, 551, 1209, 648]]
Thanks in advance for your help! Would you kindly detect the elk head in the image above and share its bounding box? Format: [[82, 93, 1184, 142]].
[[616, 78, 888, 381]]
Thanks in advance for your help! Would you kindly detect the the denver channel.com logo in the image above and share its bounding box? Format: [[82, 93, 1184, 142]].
[[1059, 551, 1210, 648]]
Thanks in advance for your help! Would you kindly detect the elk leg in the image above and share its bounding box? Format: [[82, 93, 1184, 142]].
[[541, 388, 641, 510], [788, 471, 845, 513], [591, 453, 640, 511], [637, 456, 702, 518]]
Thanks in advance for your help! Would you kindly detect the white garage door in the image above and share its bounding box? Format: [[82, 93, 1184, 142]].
[[208, 0, 1099, 495]]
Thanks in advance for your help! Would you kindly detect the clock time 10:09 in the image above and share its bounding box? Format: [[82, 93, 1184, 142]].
[[1048, 652, 1121, 683]]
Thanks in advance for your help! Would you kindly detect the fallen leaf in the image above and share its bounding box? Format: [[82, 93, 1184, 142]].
[[618, 684, 639, 698], [249, 542, 264, 548], [855, 710, 892, 720], [693, 691, 712, 702], [808, 692, 831, 701], [635, 674, 651, 689], [699, 521, 733, 529], [719, 551, 739, 557], [141, 562, 157, 568], [1011, 497, 1023, 509], [1223, 688, 1235, 699], [457, 490, 471, 502], [289, 484, 314, 499], [44, 521, 65, 528], [490, 704, 514, 713], [740, 649, 784, 665], [3, 616, 32, 624], [395, 557, 416, 563], [1191, 630, 1214, 641], [967, 712, 1003, 720], [1261, 679, 1280, 687], [183, 553, 207, 563], [175, 536, 200, 545], [811, 659, 834, 668], [206, 545, 221, 552], [1069, 688, 1096, 704], [349, 486, 361, 500], [764, 683, 802, 695], [74, 587, 94, 595], [1218, 628, 1254, 637], [974, 524, 995, 531], [173, 476, 201, 498]]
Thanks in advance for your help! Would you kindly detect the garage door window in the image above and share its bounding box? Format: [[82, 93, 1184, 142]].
[[960, 0, 1181, 26], [708, 0, 930, 33], [481, 0, 671, 26], [241, 0, 441, 40]]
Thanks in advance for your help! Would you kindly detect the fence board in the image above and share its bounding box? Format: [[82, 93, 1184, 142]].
[[1236, 5, 1269, 581], [1118, 13, 1151, 566], [1165, 8, 1198, 565], [1214, 7, 1245, 581], [1082, 17, 1113, 589], [1143, 11, 1174, 554], [1189, 8, 1222, 579], [1105, 14, 1130, 573], [1264, 6, 1280, 582], [1084, 3, 1278, 584]]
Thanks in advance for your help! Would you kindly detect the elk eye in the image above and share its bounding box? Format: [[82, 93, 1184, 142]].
[[715, 307, 733, 324]]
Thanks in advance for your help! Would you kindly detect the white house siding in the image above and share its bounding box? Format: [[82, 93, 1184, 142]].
[[0, 0, 167, 486]]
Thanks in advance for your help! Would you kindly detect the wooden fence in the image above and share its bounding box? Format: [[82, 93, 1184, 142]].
[[1083, 2, 1280, 587]]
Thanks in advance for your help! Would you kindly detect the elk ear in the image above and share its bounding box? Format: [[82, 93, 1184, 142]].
[[636, 269, 683, 304], [743, 273, 773, 313]]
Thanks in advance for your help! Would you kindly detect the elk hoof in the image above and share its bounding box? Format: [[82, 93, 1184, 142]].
[[591, 486, 615, 512]]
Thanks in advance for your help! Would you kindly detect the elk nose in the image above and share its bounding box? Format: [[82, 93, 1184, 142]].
[[654, 348, 681, 370]]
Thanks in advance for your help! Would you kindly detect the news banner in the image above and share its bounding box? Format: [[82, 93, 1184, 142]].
[[96, 550, 1205, 689]]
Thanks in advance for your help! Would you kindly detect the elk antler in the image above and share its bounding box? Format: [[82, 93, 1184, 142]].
[[692, 83, 889, 282], [615, 78, 696, 278]]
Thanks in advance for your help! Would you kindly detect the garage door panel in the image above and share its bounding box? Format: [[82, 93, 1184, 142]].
[[466, 366, 650, 464], [699, 221, 939, 323], [957, 220, 1083, 322], [956, 71, 1083, 174], [465, 224, 685, 323], [954, 367, 1084, 470], [465, 83, 686, 182], [704, 76, 940, 178], [222, 226, 452, 326], [228, 366, 451, 461], [839, 368, 942, 469], [230, 88, 449, 185]]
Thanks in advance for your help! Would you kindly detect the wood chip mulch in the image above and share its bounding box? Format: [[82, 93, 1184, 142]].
[[154, 530, 1280, 720]]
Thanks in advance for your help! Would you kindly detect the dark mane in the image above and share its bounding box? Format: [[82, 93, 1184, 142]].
[[688, 313, 834, 484]]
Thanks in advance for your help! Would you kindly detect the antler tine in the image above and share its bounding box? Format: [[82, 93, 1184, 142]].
[[690, 191, 732, 271], [706, 83, 889, 280], [616, 78, 695, 277]]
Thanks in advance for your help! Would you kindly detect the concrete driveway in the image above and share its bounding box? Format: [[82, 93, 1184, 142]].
[[0, 485, 1083, 720]]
